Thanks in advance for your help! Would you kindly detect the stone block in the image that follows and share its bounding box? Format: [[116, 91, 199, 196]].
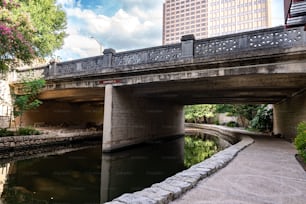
[[114, 193, 156, 204], [135, 187, 172, 204], [163, 178, 192, 193], [151, 183, 182, 199]]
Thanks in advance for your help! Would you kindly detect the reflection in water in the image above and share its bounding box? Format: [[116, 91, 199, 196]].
[[100, 136, 185, 202], [1, 148, 101, 204], [0, 136, 185, 204], [184, 136, 218, 168], [0, 164, 10, 196]]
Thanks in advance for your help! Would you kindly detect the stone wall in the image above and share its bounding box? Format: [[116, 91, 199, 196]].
[[274, 91, 306, 141], [0, 131, 101, 151]]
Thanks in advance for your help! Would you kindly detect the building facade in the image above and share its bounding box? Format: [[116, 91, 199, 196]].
[[163, 0, 272, 45], [284, 0, 306, 27]]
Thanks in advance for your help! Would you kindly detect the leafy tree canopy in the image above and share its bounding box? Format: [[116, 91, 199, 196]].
[[216, 104, 259, 121], [184, 104, 216, 123], [0, 0, 66, 71]]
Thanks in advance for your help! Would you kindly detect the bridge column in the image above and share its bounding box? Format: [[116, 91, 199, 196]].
[[273, 91, 306, 141], [102, 85, 184, 152]]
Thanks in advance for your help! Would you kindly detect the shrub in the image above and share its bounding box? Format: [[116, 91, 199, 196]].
[[250, 104, 273, 132], [294, 122, 306, 162], [17, 127, 40, 136], [0, 128, 14, 137], [226, 121, 239, 127]]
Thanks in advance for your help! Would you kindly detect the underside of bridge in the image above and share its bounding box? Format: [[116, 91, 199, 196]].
[[21, 88, 105, 128], [127, 73, 306, 105]]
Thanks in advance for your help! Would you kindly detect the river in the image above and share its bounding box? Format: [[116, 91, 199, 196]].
[[0, 135, 217, 203]]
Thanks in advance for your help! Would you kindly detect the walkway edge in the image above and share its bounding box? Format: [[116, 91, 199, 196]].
[[105, 136, 254, 204]]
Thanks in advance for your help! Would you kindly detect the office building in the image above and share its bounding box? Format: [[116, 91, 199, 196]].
[[163, 0, 272, 45]]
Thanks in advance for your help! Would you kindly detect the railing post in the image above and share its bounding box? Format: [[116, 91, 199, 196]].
[[103, 48, 116, 68], [181, 34, 195, 58], [49, 61, 57, 77]]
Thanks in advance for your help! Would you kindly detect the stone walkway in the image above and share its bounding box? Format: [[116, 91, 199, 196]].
[[171, 136, 306, 204]]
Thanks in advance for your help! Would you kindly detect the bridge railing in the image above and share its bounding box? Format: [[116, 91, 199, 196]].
[[194, 25, 304, 58], [14, 26, 306, 81]]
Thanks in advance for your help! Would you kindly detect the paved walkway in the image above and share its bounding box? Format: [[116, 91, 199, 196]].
[[171, 136, 306, 204]]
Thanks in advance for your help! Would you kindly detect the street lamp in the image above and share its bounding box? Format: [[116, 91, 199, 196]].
[[90, 36, 103, 54]]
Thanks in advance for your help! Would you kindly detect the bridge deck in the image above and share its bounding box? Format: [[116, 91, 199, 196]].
[[172, 136, 306, 204]]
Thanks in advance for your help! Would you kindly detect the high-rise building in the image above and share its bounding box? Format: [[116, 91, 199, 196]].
[[284, 0, 306, 28], [163, 0, 272, 45]]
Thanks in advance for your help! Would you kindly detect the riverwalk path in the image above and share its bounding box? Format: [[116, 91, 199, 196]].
[[171, 136, 306, 204]]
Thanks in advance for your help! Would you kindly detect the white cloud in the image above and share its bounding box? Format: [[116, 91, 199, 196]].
[[55, 0, 164, 61], [56, 0, 282, 61], [56, 0, 76, 7]]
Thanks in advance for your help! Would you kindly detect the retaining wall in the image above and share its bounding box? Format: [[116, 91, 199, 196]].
[[0, 131, 102, 151]]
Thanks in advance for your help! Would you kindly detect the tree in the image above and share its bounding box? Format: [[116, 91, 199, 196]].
[[13, 78, 45, 127], [19, 0, 67, 57], [0, 0, 36, 71], [250, 104, 273, 132], [216, 104, 259, 127], [0, 0, 66, 71], [184, 104, 216, 123]]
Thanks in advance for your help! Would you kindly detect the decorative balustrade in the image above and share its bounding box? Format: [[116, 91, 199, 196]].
[[194, 26, 304, 58], [112, 44, 182, 66], [14, 26, 306, 81]]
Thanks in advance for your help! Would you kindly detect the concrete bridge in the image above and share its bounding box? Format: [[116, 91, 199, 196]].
[[14, 26, 306, 152]]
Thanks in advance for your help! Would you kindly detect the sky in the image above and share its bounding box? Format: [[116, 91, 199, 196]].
[[54, 0, 284, 61]]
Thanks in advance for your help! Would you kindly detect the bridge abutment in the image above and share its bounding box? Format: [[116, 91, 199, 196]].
[[273, 91, 306, 141], [102, 85, 184, 152]]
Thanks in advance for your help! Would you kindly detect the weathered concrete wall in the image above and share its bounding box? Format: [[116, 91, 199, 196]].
[[103, 85, 184, 152], [0, 80, 12, 128], [21, 101, 103, 127], [274, 91, 306, 141]]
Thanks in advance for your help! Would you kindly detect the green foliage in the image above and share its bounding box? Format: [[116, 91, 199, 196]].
[[0, 128, 14, 137], [216, 104, 259, 121], [0, 0, 36, 70], [184, 136, 218, 168], [17, 127, 40, 135], [0, 0, 67, 71], [19, 0, 67, 57], [13, 78, 45, 126], [184, 104, 216, 123], [0, 127, 40, 136], [294, 122, 306, 162], [250, 105, 273, 132], [226, 121, 239, 127]]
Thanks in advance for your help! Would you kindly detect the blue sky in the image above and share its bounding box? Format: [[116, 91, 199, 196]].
[[55, 0, 284, 61]]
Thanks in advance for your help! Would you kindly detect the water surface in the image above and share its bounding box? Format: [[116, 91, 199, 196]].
[[0, 135, 218, 203], [0, 137, 185, 203]]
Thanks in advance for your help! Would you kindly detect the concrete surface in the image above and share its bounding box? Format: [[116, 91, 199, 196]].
[[274, 90, 306, 141], [171, 136, 306, 204], [102, 85, 184, 152]]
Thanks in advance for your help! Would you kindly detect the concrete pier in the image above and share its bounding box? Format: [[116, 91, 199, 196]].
[[102, 85, 184, 152]]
